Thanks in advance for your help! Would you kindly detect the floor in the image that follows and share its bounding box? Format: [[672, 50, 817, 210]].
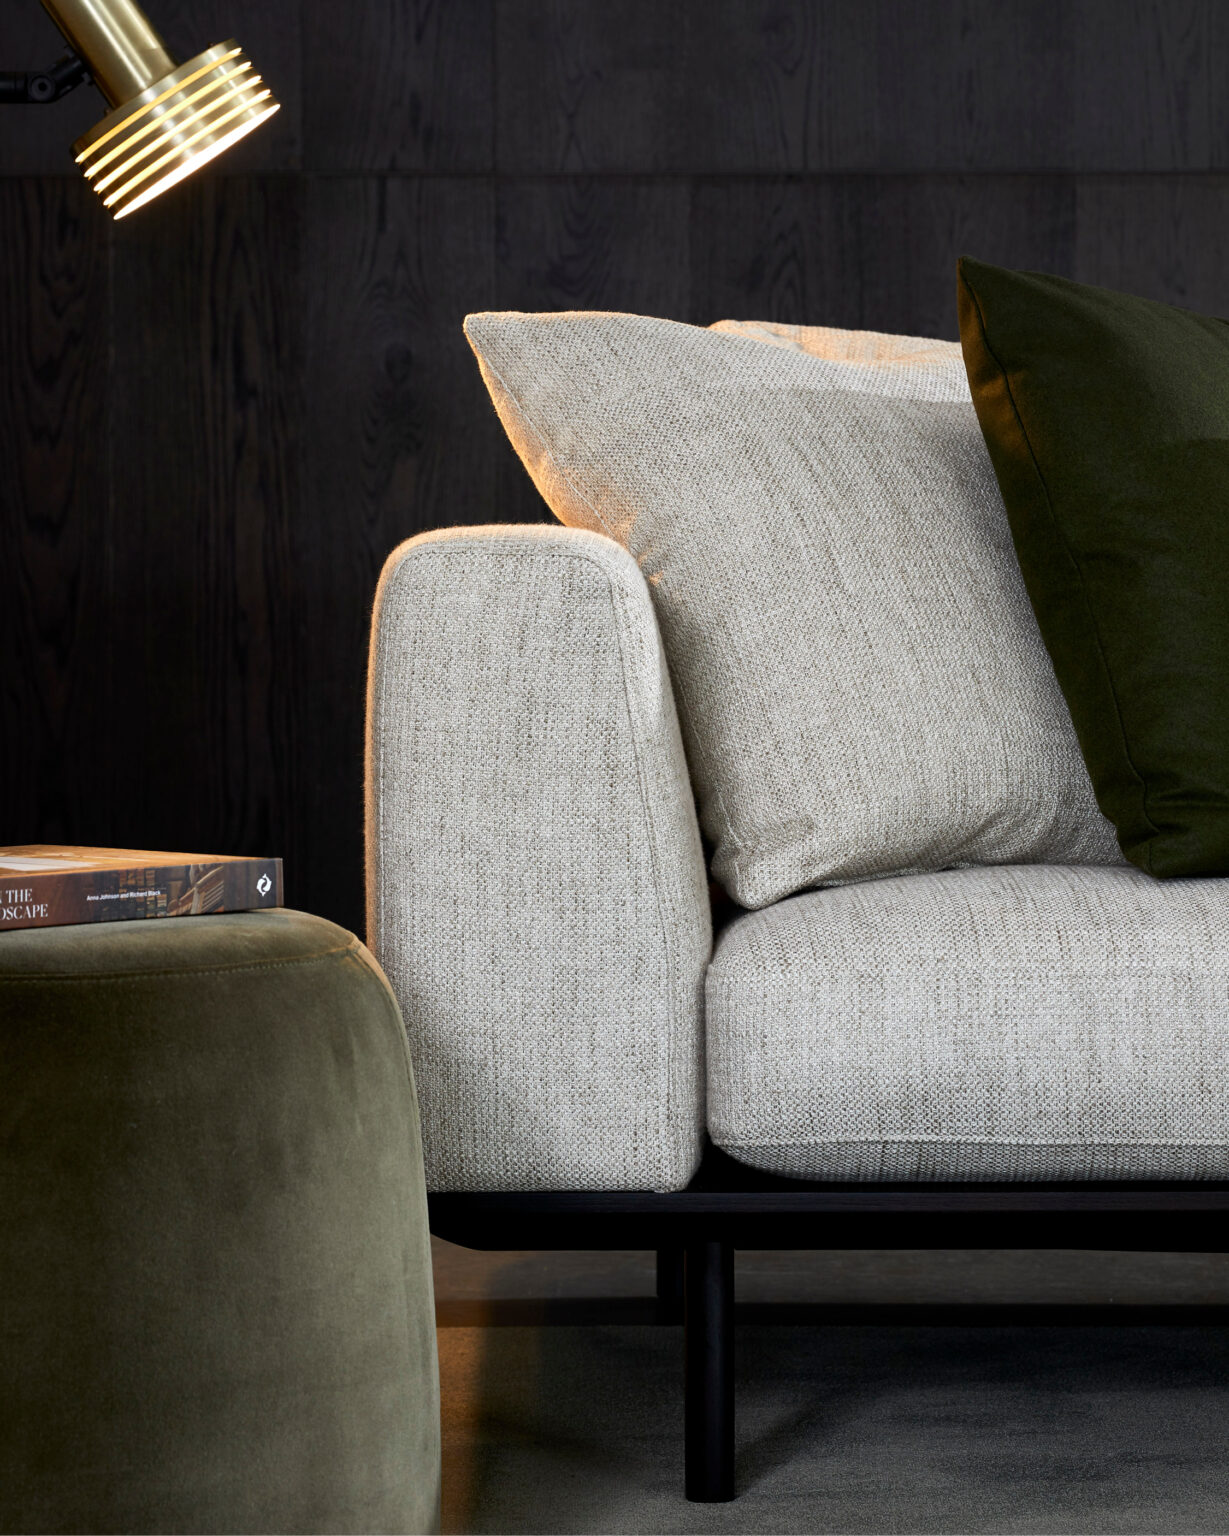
[[433, 1243, 1229, 1534]]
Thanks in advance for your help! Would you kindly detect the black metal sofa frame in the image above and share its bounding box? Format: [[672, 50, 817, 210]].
[[429, 1145, 1229, 1502]]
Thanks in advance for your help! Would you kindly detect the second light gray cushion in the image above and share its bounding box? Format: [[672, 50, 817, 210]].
[[708, 863, 1229, 1181], [465, 311, 1122, 908]]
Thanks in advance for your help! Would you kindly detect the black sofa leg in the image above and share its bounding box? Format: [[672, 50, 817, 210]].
[[684, 1240, 735, 1502], [656, 1246, 684, 1322]]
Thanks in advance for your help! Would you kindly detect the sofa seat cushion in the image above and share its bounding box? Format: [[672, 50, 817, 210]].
[[706, 865, 1229, 1182]]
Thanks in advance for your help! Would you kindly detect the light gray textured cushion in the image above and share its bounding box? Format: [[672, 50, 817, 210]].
[[465, 310, 1122, 909], [707, 863, 1229, 1181], [709, 318, 967, 371], [366, 525, 711, 1192]]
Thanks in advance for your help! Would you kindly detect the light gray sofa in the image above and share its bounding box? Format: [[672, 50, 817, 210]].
[[365, 518, 1229, 1502], [367, 520, 1229, 1197], [363, 307, 1229, 1502]]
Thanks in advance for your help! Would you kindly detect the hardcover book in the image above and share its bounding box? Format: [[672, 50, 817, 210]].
[[0, 846, 283, 932]]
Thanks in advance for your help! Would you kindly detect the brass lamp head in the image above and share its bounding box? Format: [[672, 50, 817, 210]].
[[39, 0, 279, 218]]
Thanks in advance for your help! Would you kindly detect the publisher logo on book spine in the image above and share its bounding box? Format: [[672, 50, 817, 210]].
[[0, 847, 283, 931]]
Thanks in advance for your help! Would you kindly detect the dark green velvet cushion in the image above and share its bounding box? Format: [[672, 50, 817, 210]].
[[958, 256, 1229, 878], [0, 909, 439, 1534]]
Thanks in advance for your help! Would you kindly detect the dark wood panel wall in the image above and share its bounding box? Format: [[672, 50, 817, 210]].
[[2, 0, 1226, 936]]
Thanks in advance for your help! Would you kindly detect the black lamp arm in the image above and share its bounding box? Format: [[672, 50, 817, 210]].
[[0, 52, 90, 104]]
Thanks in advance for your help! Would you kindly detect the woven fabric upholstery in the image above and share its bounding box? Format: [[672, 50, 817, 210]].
[[707, 864, 1229, 1181], [710, 318, 966, 370], [465, 310, 1121, 909], [367, 525, 711, 1193]]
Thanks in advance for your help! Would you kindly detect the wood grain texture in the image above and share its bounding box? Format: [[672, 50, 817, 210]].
[[691, 175, 1075, 338], [496, 178, 691, 314], [1207, 0, 1229, 169], [496, 0, 691, 173], [3, 0, 1229, 937], [495, 0, 1216, 174], [492, 176, 691, 519], [300, 176, 497, 928], [106, 178, 304, 877], [690, 178, 849, 327], [1072, 0, 1211, 171], [847, 177, 1077, 337], [0, 179, 110, 844], [867, 1, 1074, 172], [1074, 176, 1229, 312], [303, 0, 494, 171], [0, 4, 107, 174]]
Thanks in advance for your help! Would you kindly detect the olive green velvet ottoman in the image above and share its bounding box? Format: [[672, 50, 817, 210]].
[[0, 909, 440, 1535]]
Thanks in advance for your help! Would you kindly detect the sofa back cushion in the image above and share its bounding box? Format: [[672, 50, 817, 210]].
[[465, 310, 1121, 909]]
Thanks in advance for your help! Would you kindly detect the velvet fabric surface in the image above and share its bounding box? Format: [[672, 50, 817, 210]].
[[0, 909, 440, 1535], [958, 257, 1229, 878]]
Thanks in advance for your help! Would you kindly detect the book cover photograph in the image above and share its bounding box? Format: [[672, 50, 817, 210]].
[[0, 847, 283, 932]]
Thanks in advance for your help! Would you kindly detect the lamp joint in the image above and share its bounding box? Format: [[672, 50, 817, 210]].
[[0, 53, 90, 105]]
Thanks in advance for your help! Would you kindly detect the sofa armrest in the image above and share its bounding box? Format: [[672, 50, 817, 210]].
[[366, 525, 711, 1192]]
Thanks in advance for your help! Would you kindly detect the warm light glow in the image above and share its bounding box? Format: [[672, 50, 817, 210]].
[[83, 62, 252, 181], [104, 90, 273, 208], [91, 75, 264, 195], [111, 102, 279, 219], [72, 40, 280, 218], [74, 46, 244, 162]]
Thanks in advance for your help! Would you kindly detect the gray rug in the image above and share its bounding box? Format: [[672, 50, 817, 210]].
[[440, 1321, 1229, 1533]]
